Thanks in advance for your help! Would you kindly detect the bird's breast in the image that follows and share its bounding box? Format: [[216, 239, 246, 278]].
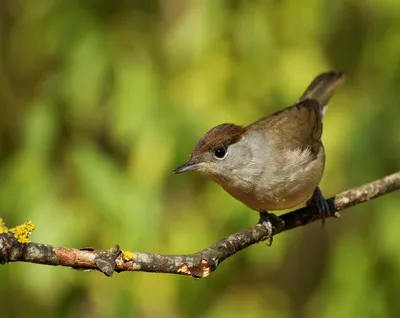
[[219, 146, 325, 212]]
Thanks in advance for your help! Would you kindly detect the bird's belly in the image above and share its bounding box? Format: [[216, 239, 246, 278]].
[[224, 178, 319, 212]]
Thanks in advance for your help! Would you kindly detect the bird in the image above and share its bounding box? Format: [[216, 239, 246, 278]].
[[174, 71, 345, 239]]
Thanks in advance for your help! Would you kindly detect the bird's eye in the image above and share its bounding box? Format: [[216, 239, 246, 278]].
[[214, 147, 227, 159]]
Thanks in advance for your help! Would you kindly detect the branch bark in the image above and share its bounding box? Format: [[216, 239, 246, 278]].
[[1, 171, 399, 279]]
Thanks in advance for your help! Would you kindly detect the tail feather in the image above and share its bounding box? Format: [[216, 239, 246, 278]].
[[299, 71, 345, 116]]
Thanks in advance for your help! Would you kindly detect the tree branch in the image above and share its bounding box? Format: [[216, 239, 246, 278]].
[[1, 171, 399, 279]]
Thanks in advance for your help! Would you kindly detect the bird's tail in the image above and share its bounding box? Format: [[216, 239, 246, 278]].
[[299, 71, 345, 116]]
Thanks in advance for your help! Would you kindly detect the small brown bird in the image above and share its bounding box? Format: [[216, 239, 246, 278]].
[[174, 72, 345, 235]]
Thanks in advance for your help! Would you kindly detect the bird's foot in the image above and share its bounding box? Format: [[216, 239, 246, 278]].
[[307, 187, 331, 226], [259, 212, 285, 246]]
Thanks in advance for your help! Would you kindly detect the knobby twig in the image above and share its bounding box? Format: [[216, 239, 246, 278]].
[[1, 172, 399, 279]]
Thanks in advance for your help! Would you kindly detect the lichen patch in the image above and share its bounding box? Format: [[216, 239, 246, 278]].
[[122, 251, 135, 261], [0, 218, 8, 234], [9, 221, 36, 243]]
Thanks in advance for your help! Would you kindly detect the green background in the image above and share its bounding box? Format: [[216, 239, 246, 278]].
[[1, 0, 399, 317]]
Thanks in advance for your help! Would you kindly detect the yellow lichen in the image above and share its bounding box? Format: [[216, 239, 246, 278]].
[[9, 220, 36, 244], [122, 251, 135, 261], [0, 218, 8, 234]]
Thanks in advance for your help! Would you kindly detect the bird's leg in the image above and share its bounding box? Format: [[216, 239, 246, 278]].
[[259, 212, 285, 246], [307, 186, 331, 226]]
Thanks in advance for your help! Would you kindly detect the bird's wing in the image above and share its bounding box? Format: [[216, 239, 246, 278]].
[[248, 99, 323, 155]]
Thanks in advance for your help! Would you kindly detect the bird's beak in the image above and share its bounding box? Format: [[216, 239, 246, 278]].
[[173, 161, 204, 174]]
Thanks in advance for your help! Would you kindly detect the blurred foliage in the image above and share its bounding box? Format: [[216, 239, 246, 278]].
[[0, 0, 399, 317]]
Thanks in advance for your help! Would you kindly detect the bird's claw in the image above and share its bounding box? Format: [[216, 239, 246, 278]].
[[307, 187, 331, 226], [259, 212, 285, 246]]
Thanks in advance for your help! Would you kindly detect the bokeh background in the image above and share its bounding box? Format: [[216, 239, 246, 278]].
[[1, 0, 400, 317]]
